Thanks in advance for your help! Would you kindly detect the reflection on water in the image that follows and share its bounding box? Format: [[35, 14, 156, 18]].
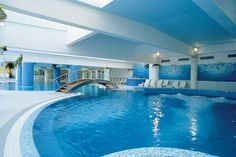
[[189, 112, 198, 141], [32, 91, 236, 157], [152, 99, 164, 138]]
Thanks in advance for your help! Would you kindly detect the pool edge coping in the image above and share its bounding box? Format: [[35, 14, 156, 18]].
[[3, 92, 82, 157]]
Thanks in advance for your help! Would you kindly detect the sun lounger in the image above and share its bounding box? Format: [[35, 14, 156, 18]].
[[156, 80, 163, 88], [149, 79, 157, 87], [179, 81, 187, 88], [123, 78, 127, 84], [171, 80, 179, 88], [162, 80, 169, 87], [138, 79, 151, 87]]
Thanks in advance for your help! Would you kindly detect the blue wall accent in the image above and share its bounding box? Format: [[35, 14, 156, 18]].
[[53, 67, 60, 79], [133, 64, 149, 78], [68, 65, 79, 82], [198, 63, 236, 82], [160, 65, 190, 80], [22, 62, 34, 90], [16, 65, 22, 85]]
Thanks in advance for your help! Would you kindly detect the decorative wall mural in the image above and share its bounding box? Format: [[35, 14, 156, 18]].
[[160, 65, 190, 80], [133, 64, 149, 78], [198, 63, 236, 82]]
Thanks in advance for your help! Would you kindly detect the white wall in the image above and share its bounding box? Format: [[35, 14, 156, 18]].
[[67, 34, 138, 61], [0, 21, 157, 63], [0, 22, 67, 52], [110, 68, 131, 78]]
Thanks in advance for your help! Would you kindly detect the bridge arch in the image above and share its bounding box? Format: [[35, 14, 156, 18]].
[[56, 79, 118, 93]]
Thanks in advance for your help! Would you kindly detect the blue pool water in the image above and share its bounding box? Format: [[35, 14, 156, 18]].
[[0, 82, 58, 91], [32, 87, 236, 157]]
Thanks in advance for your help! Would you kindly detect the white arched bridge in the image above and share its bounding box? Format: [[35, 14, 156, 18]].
[[53, 69, 119, 93], [56, 79, 119, 93]]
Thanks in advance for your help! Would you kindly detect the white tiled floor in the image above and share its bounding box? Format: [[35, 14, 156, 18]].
[[0, 90, 65, 129]]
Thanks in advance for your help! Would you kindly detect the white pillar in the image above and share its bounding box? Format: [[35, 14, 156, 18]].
[[104, 68, 110, 80], [128, 69, 133, 78], [149, 64, 160, 80], [190, 57, 198, 89], [44, 69, 50, 82], [95, 70, 98, 79], [88, 70, 92, 79]]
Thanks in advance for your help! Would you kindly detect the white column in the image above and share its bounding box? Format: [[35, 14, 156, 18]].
[[104, 68, 110, 80], [149, 64, 159, 80], [95, 70, 98, 79], [190, 57, 198, 89], [44, 69, 50, 82], [128, 69, 133, 78]]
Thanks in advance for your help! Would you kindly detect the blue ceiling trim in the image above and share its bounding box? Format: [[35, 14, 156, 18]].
[[103, 0, 236, 46]]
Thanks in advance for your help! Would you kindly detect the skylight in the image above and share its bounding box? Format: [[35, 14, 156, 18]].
[[77, 0, 113, 8]]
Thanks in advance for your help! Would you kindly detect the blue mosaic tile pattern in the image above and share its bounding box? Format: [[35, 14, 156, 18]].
[[160, 65, 191, 80], [198, 63, 236, 82], [104, 147, 218, 157]]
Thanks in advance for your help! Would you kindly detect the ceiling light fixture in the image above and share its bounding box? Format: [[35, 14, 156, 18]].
[[156, 52, 160, 57], [193, 48, 198, 52]]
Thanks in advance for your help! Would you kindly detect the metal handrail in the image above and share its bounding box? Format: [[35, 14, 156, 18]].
[[51, 69, 105, 90], [51, 70, 81, 89]]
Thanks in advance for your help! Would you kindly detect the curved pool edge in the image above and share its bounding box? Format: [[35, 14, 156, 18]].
[[3, 93, 82, 157], [103, 147, 218, 157]]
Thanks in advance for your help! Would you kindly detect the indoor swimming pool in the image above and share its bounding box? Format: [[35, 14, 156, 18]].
[[20, 86, 236, 157], [0, 82, 60, 91]]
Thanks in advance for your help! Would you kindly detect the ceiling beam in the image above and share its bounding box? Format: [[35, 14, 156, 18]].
[[214, 0, 236, 26], [193, 0, 236, 36], [0, 0, 193, 55]]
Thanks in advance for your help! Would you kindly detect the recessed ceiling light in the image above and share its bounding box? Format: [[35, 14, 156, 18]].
[[77, 0, 113, 8], [193, 48, 198, 52]]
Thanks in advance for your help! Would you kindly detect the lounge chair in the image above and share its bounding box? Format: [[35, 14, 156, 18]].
[[156, 80, 163, 88], [143, 79, 151, 87], [138, 79, 151, 87], [162, 80, 169, 87], [123, 78, 127, 84], [171, 80, 179, 88], [149, 79, 157, 88], [115, 78, 120, 84], [179, 81, 187, 88], [120, 78, 127, 84], [118, 78, 124, 84], [112, 78, 117, 84], [110, 78, 114, 82]]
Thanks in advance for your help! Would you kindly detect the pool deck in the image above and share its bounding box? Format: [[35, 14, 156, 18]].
[[0, 90, 67, 157]]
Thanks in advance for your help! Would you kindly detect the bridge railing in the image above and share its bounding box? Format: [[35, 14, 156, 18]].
[[52, 69, 106, 89]]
